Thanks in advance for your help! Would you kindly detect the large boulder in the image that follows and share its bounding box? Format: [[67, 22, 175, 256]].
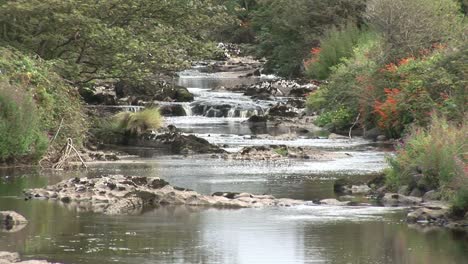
[[268, 104, 299, 118], [115, 80, 193, 103], [158, 104, 188, 116], [407, 207, 448, 224], [153, 132, 226, 154]]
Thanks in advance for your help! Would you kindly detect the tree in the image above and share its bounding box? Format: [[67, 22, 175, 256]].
[[251, 0, 366, 77], [365, 0, 465, 60], [0, 0, 232, 84]]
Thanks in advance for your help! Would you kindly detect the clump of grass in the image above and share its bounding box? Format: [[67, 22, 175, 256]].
[[385, 114, 467, 213], [274, 147, 289, 157], [114, 108, 163, 136]]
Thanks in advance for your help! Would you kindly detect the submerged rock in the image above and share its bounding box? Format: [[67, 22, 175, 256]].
[[319, 199, 351, 206], [25, 175, 309, 215], [0, 211, 28, 233]]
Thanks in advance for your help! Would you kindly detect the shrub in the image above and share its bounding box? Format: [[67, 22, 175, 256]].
[[0, 82, 48, 162], [114, 108, 163, 136], [451, 189, 468, 218], [385, 115, 467, 202], [305, 24, 362, 80], [274, 147, 288, 156], [0, 47, 86, 160], [365, 0, 464, 60], [314, 107, 355, 131]]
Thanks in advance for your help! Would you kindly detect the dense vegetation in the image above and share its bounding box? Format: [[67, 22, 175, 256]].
[[0, 0, 231, 84], [0, 47, 85, 164], [300, 0, 466, 213], [0, 0, 232, 164], [386, 115, 467, 216]]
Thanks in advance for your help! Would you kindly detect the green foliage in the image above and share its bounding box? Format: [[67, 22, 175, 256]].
[[0, 82, 47, 162], [114, 108, 163, 136], [251, 0, 366, 77], [0, 0, 232, 84], [314, 107, 355, 131], [385, 115, 467, 201], [305, 24, 362, 80], [366, 0, 465, 60], [451, 189, 468, 218], [274, 147, 288, 156], [306, 33, 382, 130], [0, 47, 86, 163], [307, 28, 467, 137]]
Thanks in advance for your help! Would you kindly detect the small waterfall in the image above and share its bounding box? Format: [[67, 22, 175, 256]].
[[121, 106, 144, 112], [227, 108, 236, 118], [182, 103, 193, 116]]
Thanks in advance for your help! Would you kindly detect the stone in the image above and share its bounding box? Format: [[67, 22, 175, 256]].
[[409, 188, 424, 198], [0, 211, 28, 232], [407, 208, 448, 223], [0, 251, 58, 264], [247, 115, 268, 123], [351, 185, 371, 194], [422, 190, 441, 201], [319, 199, 350, 206], [381, 193, 422, 207], [268, 103, 299, 118], [25, 175, 312, 215], [376, 135, 387, 141], [328, 133, 348, 140], [0, 251, 20, 263], [397, 185, 410, 196]]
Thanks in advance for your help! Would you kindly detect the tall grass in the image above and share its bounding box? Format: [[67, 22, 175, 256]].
[[386, 115, 467, 213], [114, 108, 163, 136], [0, 82, 48, 162]]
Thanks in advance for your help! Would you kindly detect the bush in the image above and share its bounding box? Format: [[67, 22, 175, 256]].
[[0, 83, 48, 162], [451, 189, 468, 218], [305, 24, 362, 80], [365, 0, 464, 60], [114, 108, 163, 136], [385, 115, 467, 201], [314, 107, 355, 131], [274, 147, 288, 156], [0, 47, 86, 163]]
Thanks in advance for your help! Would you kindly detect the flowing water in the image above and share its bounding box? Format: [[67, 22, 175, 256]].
[[0, 70, 466, 263]]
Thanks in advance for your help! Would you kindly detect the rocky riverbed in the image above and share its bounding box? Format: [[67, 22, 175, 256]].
[[24, 175, 308, 215]]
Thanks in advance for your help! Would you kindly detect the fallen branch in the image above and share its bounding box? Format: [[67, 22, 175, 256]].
[[53, 138, 87, 170]]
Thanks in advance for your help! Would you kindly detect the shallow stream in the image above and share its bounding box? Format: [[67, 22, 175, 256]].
[[0, 70, 466, 263]]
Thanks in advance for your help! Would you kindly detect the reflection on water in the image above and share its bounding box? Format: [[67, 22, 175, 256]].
[[0, 194, 467, 264], [1, 166, 467, 264]]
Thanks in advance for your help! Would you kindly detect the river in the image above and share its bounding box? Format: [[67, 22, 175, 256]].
[[0, 70, 466, 263]]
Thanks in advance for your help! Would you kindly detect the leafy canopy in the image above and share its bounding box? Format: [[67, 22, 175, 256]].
[[0, 0, 232, 83]]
